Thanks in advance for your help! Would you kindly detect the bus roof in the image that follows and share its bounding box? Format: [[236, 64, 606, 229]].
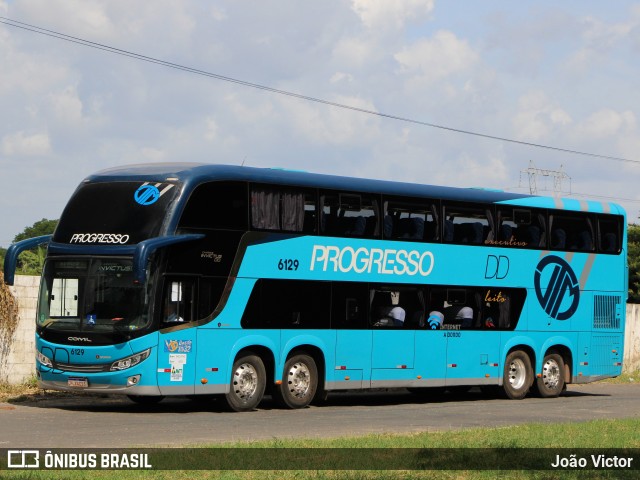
[[86, 163, 624, 215]]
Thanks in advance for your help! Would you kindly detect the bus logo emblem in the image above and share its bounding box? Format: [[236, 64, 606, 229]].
[[534, 255, 580, 320], [134, 184, 161, 205]]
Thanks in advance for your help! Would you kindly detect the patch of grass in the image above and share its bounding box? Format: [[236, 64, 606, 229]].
[[598, 371, 639, 384], [0, 419, 638, 480]]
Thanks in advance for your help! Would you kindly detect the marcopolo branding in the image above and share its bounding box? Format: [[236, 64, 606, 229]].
[[69, 233, 130, 244], [310, 245, 435, 276], [534, 255, 580, 321]]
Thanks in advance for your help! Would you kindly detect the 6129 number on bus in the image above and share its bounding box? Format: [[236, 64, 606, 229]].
[[278, 259, 299, 271]]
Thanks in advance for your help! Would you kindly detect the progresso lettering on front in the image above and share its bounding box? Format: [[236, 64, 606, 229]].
[[534, 255, 580, 320], [310, 245, 434, 276], [70, 233, 130, 244]]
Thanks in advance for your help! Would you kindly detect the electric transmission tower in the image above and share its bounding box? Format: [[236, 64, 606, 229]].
[[520, 161, 571, 196]]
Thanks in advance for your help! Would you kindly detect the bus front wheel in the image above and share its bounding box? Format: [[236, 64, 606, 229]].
[[273, 354, 318, 409], [503, 351, 532, 400], [225, 354, 266, 412], [535, 354, 565, 398]]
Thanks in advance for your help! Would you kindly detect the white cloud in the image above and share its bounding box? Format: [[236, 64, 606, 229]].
[[574, 109, 636, 140], [351, 0, 434, 30], [513, 91, 572, 141], [48, 86, 84, 125], [395, 31, 479, 85], [1, 131, 51, 156]]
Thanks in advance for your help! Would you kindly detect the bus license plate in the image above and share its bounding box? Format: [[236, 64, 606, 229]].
[[68, 377, 88, 388]]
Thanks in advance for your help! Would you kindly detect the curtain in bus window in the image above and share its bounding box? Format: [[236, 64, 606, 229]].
[[281, 192, 305, 232], [251, 189, 280, 230]]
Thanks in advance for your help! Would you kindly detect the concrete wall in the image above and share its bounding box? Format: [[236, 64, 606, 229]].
[[1, 274, 640, 384], [624, 304, 640, 373], [2, 275, 38, 384]]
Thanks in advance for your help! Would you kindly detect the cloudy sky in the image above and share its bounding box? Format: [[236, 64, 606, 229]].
[[1, 0, 640, 247]]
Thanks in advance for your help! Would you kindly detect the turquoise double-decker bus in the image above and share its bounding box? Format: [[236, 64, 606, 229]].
[[3, 164, 627, 411]]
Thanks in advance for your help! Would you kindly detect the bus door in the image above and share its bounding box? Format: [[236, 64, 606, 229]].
[[332, 283, 371, 389], [369, 288, 416, 386], [157, 278, 197, 395]]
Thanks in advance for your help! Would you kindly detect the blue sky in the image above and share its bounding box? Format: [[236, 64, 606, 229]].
[[1, 1, 640, 246]]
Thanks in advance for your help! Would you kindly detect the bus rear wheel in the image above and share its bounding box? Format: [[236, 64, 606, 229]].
[[535, 354, 565, 398], [503, 350, 532, 400], [225, 354, 266, 412], [273, 354, 318, 409]]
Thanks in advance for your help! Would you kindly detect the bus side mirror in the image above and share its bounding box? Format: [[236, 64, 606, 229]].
[[3, 235, 52, 285]]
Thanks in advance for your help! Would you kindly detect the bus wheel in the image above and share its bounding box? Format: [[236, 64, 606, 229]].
[[535, 354, 565, 398], [274, 354, 318, 409], [127, 395, 164, 405], [503, 351, 532, 400], [225, 354, 266, 412]]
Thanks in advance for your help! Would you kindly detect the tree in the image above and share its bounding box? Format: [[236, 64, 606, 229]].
[[628, 224, 640, 303], [13, 218, 59, 243], [12, 219, 59, 276]]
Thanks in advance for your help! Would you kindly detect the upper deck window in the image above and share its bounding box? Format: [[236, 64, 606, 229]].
[[383, 197, 439, 242], [250, 186, 316, 233], [320, 192, 379, 238], [549, 213, 595, 252], [54, 181, 180, 245], [443, 204, 494, 245], [494, 208, 547, 249], [179, 181, 248, 231]]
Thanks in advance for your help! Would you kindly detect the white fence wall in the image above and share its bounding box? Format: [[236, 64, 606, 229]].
[[1, 275, 640, 384], [2, 275, 38, 384]]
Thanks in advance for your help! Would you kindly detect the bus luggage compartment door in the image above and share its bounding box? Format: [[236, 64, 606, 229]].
[[371, 330, 415, 386]]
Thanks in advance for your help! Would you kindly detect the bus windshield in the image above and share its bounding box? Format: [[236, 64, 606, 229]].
[[37, 258, 152, 335]]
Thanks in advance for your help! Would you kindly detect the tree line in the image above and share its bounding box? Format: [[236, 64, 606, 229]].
[[3, 219, 640, 303]]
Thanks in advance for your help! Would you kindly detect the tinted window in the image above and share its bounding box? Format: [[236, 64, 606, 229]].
[[428, 286, 525, 331], [549, 214, 594, 252], [598, 216, 622, 254], [332, 282, 369, 329], [320, 192, 379, 238], [241, 279, 331, 329], [54, 182, 180, 244], [494, 208, 546, 248], [370, 285, 426, 329], [443, 204, 494, 245], [250, 185, 316, 233], [179, 181, 248, 231], [383, 197, 439, 242]]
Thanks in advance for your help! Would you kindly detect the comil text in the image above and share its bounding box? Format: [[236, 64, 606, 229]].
[[310, 245, 434, 276]]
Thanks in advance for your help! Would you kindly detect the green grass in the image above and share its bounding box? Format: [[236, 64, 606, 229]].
[[1, 418, 638, 480]]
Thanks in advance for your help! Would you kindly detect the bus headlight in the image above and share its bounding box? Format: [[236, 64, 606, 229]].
[[110, 348, 151, 372], [36, 351, 53, 368]]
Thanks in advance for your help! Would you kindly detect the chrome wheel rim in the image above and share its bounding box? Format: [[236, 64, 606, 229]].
[[233, 363, 258, 400], [542, 359, 561, 390], [508, 358, 527, 390], [287, 361, 311, 398]]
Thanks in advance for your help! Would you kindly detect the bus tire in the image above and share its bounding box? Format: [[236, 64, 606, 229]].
[[225, 353, 266, 412], [503, 350, 532, 400], [273, 354, 318, 409], [535, 353, 565, 398]]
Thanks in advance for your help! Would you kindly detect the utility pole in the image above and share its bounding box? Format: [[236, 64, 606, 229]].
[[520, 161, 571, 196]]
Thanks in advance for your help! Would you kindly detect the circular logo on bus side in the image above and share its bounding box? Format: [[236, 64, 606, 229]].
[[534, 255, 580, 321], [134, 184, 160, 205]]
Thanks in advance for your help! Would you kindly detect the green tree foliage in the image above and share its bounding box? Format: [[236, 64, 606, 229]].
[[12, 219, 59, 276], [628, 224, 640, 303], [0, 247, 6, 271], [13, 218, 58, 243]]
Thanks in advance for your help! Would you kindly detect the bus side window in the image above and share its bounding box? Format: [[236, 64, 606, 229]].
[[162, 279, 195, 324], [331, 282, 368, 329]]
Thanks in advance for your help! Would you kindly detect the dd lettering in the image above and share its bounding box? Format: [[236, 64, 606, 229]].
[[485, 255, 509, 280]]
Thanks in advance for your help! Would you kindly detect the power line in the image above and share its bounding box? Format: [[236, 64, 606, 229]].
[[2, 15, 640, 165]]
